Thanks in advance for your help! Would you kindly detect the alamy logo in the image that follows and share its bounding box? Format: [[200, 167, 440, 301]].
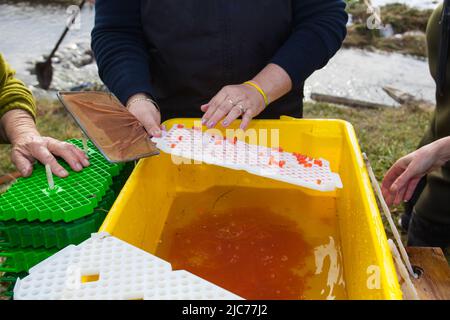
[[367, 265, 381, 289], [366, 6, 384, 30]]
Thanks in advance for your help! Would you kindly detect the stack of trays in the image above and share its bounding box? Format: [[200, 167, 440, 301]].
[[0, 140, 131, 299]]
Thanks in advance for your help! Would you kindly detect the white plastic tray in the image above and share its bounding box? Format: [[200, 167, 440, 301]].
[[13, 233, 242, 300], [152, 125, 343, 192]]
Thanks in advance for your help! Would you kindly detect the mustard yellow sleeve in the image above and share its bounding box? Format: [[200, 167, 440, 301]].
[[0, 53, 36, 120]]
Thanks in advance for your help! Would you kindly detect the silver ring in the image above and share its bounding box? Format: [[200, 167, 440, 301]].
[[228, 99, 235, 105]]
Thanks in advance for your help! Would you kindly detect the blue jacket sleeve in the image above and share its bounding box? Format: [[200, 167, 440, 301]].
[[91, 0, 154, 105], [271, 0, 348, 88]]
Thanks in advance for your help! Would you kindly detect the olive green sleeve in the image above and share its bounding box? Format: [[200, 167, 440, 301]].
[[0, 53, 36, 120]]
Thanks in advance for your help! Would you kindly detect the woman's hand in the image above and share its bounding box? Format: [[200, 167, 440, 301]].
[[126, 94, 162, 137], [1, 109, 89, 178], [200, 64, 292, 130], [381, 137, 450, 206], [11, 135, 90, 178], [201, 83, 266, 130]]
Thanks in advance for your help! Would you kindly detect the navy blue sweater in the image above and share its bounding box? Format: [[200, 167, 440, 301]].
[[92, 0, 348, 119]]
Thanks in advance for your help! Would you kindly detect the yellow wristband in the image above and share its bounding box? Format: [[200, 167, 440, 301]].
[[244, 81, 269, 107]]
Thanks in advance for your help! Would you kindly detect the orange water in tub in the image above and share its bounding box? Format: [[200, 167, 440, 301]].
[[155, 186, 347, 300]]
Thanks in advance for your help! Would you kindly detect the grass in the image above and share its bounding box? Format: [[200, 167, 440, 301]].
[[304, 102, 431, 182]]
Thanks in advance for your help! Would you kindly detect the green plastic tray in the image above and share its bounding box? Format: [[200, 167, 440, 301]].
[[66, 139, 124, 177], [0, 271, 28, 284], [0, 189, 115, 249], [0, 140, 118, 223], [0, 247, 57, 273]]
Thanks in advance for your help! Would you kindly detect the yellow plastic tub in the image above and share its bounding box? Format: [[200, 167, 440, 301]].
[[100, 117, 402, 300]]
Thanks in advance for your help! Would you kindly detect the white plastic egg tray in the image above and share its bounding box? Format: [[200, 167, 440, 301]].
[[152, 125, 343, 192], [13, 233, 242, 300]]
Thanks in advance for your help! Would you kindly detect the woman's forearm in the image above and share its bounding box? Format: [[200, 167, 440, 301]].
[[251, 63, 293, 105], [0, 109, 39, 145]]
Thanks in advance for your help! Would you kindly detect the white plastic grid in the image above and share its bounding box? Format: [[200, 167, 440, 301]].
[[152, 125, 343, 192], [13, 233, 242, 300]]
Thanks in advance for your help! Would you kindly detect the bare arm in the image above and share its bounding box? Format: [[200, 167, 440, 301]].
[[382, 136, 450, 206], [1, 109, 39, 144], [252, 63, 293, 106]]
